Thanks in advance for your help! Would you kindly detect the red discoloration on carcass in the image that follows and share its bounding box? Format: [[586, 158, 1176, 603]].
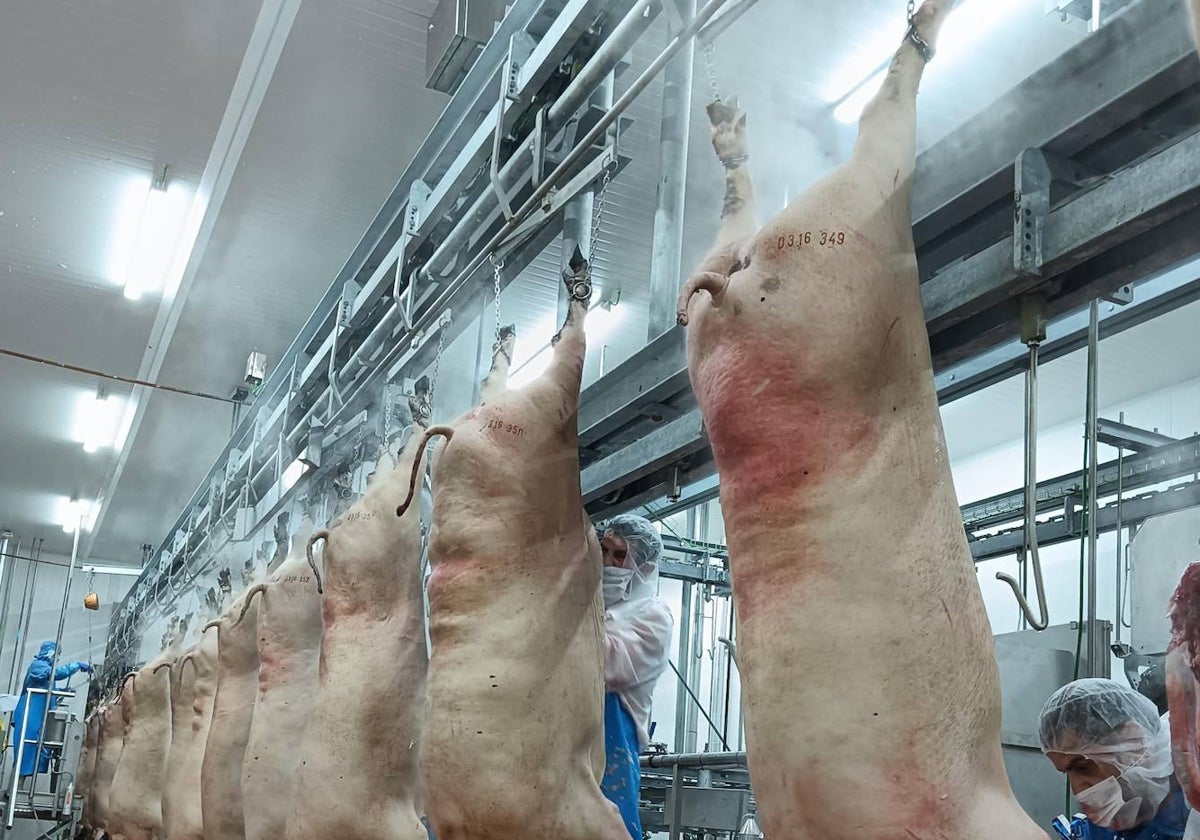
[[695, 335, 879, 517], [1167, 561, 1200, 808]]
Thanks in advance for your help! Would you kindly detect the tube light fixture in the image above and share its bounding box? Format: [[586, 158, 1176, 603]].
[[78, 564, 144, 577], [110, 167, 193, 301], [831, 0, 1033, 124], [74, 390, 126, 453], [57, 497, 97, 534]]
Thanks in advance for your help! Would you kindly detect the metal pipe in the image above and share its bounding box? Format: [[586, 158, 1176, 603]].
[[1086, 299, 1101, 676], [0, 533, 16, 689], [642, 750, 748, 769], [674, 581, 693, 752], [558, 74, 615, 322], [421, 0, 730, 290], [547, 0, 659, 126], [427, 0, 663, 282], [11, 543, 41, 694], [647, 0, 697, 339], [337, 305, 401, 389], [996, 342, 1050, 631], [668, 763, 684, 840], [30, 518, 86, 804], [1114, 410, 1125, 644], [686, 577, 704, 753]]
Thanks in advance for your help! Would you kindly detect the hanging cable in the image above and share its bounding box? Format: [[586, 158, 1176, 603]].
[[0, 347, 239, 404]]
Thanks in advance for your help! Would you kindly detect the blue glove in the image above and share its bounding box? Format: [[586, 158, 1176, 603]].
[[79, 663, 94, 675]]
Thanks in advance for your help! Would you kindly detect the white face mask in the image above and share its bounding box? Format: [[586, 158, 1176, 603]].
[[1074, 771, 1169, 831], [602, 567, 635, 607]]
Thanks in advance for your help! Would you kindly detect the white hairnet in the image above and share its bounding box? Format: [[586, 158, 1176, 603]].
[[601, 514, 663, 575], [1039, 679, 1172, 781], [1039, 679, 1164, 758]]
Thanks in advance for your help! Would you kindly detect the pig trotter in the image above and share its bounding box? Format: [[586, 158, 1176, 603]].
[[234, 583, 268, 625], [306, 532, 329, 595], [396, 425, 455, 517], [151, 661, 173, 675], [676, 272, 729, 326], [201, 619, 221, 633]]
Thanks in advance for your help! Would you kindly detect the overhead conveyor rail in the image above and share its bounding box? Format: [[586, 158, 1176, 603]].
[[577, 0, 1200, 521], [106, 0, 1200, 668], [103, 0, 759, 673]]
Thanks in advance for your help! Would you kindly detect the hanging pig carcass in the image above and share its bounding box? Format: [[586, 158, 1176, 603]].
[[396, 255, 626, 839]]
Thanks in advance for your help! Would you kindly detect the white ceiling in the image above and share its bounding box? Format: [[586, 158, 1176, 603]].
[[0, 0, 1179, 568]]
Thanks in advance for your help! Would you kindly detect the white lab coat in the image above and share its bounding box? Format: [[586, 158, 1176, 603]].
[[604, 594, 673, 749]]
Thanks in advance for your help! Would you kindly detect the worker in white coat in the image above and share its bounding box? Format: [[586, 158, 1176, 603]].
[[597, 514, 674, 839]]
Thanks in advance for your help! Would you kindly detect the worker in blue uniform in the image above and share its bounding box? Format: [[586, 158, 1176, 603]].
[[596, 515, 674, 839], [10, 641, 92, 776], [1039, 679, 1192, 840]]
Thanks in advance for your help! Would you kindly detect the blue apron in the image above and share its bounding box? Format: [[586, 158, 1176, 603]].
[[1074, 780, 1192, 840], [601, 691, 643, 839]]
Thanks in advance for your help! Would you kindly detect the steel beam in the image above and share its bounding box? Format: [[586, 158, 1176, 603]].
[[961, 434, 1200, 530], [579, 127, 1200, 518], [1095, 417, 1178, 452], [970, 480, 1200, 562], [912, 0, 1200, 272]]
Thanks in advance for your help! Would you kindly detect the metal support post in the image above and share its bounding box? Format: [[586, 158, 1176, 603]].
[[558, 74, 615, 322], [30, 518, 86, 805], [647, 0, 697, 339], [1086, 299, 1101, 676], [674, 581, 692, 752], [669, 763, 684, 840], [1114, 412, 1125, 645], [0, 533, 15, 686], [10, 544, 40, 694]]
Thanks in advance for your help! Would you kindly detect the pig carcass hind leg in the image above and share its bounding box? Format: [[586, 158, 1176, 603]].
[[480, 325, 517, 403], [306, 531, 329, 594], [396, 425, 456, 517], [235, 584, 267, 623]]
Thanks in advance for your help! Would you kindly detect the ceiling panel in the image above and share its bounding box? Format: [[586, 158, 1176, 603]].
[[0, 0, 260, 556], [91, 0, 448, 560]]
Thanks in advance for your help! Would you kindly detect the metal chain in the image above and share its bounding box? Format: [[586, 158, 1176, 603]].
[[487, 253, 504, 347], [588, 169, 611, 281], [702, 41, 720, 103], [907, 0, 915, 21], [426, 322, 448, 412]]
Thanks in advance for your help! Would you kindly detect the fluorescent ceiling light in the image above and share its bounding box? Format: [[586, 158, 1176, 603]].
[[830, 0, 1033, 124], [79, 564, 143, 577], [109, 172, 193, 301], [57, 498, 97, 534], [73, 392, 126, 453]]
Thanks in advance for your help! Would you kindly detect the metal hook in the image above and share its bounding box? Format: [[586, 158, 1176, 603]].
[[995, 337, 1049, 631]]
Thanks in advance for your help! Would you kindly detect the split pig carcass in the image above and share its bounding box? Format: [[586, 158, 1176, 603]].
[[396, 256, 626, 839], [200, 587, 262, 840], [675, 1, 1047, 837], [105, 657, 173, 840], [89, 694, 127, 836], [1167, 561, 1200, 811], [241, 526, 323, 840], [285, 430, 431, 840], [77, 710, 101, 831], [162, 626, 220, 840]]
